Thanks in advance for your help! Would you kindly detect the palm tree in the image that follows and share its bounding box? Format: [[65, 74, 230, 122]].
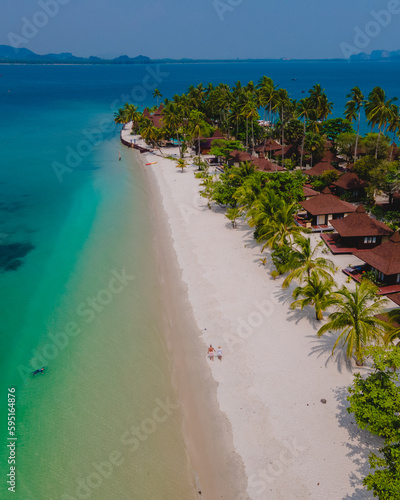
[[114, 108, 128, 125], [153, 88, 162, 107], [175, 158, 188, 172], [163, 102, 183, 157], [282, 235, 336, 288], [214, 84, 233, 138], [274, 88, 292, 163], [319, 94, 333, 121], [242, 94, 259, 153], [229, 102, 243, 139], [365, 87, 397, 159], [317, 280, 389, 365], [297, 98, 313, 168], [387, 104, 400, 161], [385, 308, 400, 344], [187, 109, 208, 156], [233, 171, 265, 211], [247, 188, 281, 229], [304, 132, 324, 167], [123, 103, 141, 129], [257, 76, 276, 125], [290, 272, 336, 320], [345, 87, 366, 159], [140, 120, 159, 148], [257, 201, 306, 250]]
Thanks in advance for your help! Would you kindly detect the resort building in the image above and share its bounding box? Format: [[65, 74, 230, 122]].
[[255, 139, 283, 157], [304, 162, 338, 177], [197, 129, 225, 155], [331, 172, 367, 200], [302, 184, 319, 200], [321, 205, 393, 254], [227, 151, 285, 172], [354, 232, 400, 288], [297, 187, 356, 230], [143, 104, 165, 128]]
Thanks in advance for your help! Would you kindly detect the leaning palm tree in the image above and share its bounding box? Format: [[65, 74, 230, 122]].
[[317, 280, 389, 365], [290, 272, 336, 321], [345, 87, 366, 159], [114, 108, 128, 125], [282, 235, 336, 288], [123, 103, 141, 129]]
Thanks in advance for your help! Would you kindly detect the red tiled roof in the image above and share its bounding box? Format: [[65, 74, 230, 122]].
[[303, 185, 319, 198], [330, 205, 393, 237], [305, 163, 338, 176], [321, 150, 341, 163], [300, 189, 356, 216], [332, 172, 367, 190], [251, 157, 285, 172], [255, 140, 283, 152], [212, 129, 225, 139], [387, 293, 400, 307], [155, 104, 164, 115], [356, 232, 400, 275], [229, 150, 256, 162]]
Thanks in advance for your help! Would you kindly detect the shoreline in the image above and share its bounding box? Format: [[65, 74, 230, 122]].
[[135, 136, 249, 498], [121, 126, 380, 499]]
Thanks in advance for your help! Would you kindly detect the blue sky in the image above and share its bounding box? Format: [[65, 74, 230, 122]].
[[2, 0, 400, 59]]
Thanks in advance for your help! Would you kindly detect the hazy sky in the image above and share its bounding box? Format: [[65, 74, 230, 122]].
[[2, 0, 400, 59]]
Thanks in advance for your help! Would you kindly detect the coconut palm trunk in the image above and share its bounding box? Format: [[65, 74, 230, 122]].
[[300, 118, 306, 169], [355, 108, 361, 159]]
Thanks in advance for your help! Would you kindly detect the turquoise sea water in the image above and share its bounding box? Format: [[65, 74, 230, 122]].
[[0, 61, 400, 499]]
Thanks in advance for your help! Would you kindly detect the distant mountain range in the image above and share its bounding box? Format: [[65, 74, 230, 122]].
[[350, 49, 400, 61], [1, 45, 400, 64], [0, 45, 152, 64]]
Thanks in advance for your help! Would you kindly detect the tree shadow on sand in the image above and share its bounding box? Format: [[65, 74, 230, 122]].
[[333, 385, 382, 500]]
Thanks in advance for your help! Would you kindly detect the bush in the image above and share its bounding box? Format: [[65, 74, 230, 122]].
[[271, 246, 295, 275]]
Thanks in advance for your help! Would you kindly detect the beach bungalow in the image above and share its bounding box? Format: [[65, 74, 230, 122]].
[[331, 172, 367, 200], [302, 184, 319, 200], [354, 232, 400, 288], [227, 150, 257, 167], [251, 157, 285, 172], [321, 205, 393, 254], [226, 151, 284, 172], [142, 104, 164, 129], [297, 187, 356, 230], [304, 162, 339, 177], [254, 139, 283, 157], [197, 129, 225, 155]]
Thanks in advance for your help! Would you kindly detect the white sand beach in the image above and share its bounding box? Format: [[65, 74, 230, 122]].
[[122, 126, 381, 500]]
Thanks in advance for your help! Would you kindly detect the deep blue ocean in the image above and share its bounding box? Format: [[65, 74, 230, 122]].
[[0, 61, 399, 499]]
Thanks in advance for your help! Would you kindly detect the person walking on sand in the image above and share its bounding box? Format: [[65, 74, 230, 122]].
[[208, 345, 216, 361], [217, 346, 222, 361]]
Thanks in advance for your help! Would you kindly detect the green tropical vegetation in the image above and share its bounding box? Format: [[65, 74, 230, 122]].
[[115, 73, 400, 500], [348, 345, 400, 499]]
